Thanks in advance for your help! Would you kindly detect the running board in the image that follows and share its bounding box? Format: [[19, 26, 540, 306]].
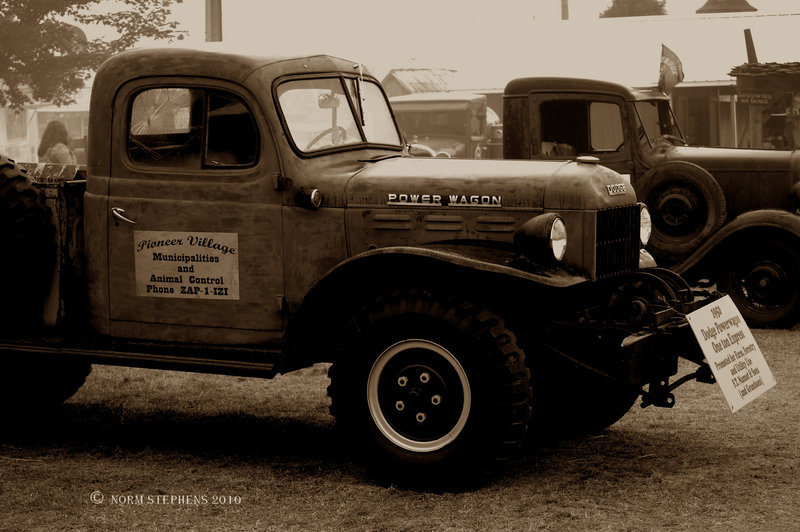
[[0, 337, 283, 378]]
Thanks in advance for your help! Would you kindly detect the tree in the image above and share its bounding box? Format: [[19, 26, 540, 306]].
[[600, 0, 667, 18], [0, 0, 186, 108]]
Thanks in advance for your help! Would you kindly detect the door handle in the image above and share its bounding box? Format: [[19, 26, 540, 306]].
[[111, 207, 136, 225]]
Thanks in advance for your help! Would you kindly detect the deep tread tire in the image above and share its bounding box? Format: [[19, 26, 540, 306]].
[[2, 355, 91, 419], [636, 161, 726, 263], [0, 154, 56, 324], [528, 352, 640, 440], [328, 289, 531, 486], [717, 239, 800, 328]]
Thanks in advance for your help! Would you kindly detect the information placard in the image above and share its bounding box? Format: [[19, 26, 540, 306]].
[[686, 295, 775, 412], [134, 231, 240, 300]]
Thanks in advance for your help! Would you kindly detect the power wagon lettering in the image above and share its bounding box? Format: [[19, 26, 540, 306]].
[[387, 193, 502, 207]]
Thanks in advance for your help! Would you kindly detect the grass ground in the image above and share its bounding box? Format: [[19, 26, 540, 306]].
[[1, 329, 797, 531]]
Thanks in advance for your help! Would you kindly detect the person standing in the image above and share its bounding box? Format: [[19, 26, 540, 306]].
[[37, 120, 77, 164]]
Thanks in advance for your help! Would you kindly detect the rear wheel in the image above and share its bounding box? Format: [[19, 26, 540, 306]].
[[328, 289, 531, 486], [0, 155, 55, 324], [2, 356, 92, 420], [717, 239, 800, 328]]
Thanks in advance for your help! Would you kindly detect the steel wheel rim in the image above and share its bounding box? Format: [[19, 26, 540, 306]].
[[737, 260, 793, 311], [367, 339, 471, 453], [652, 184, 706, 238]]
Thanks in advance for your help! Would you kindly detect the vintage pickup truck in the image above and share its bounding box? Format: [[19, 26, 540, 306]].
[[1, 48, 721, 485], [502, 77, 800, 328]]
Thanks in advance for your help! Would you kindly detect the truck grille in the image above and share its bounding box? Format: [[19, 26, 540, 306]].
[[596, 205, 640, 279]]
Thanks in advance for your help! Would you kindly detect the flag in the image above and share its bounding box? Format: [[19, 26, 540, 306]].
[[658, 44, 684, 94]]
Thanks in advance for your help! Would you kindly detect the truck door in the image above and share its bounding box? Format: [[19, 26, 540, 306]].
[[530, 94, 634, 180], [106, 80, 284, 343]]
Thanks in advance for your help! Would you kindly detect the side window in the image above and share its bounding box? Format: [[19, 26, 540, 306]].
[[589, 102, 624, 151], [128, 87, 258, 168], [129, 88, 199, 167], [540, 100, 586, 157], [206, 92, 258, 167], [540, 99, 624, 157]]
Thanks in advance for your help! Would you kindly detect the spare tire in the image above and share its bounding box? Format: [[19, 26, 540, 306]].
[[636, 161, 726, 263], [0, 155, 56, 325]]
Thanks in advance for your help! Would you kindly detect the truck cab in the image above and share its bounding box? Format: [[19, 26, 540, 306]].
[[504, 77, 800, 327]]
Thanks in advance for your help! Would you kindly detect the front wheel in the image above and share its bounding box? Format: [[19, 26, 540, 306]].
[[717, 239, 800, 328], [328, 289, 531, 486]]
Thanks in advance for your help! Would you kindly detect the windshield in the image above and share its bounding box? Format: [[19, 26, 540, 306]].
[[634, 100, 686, 152], [277, 77, 401, 153]]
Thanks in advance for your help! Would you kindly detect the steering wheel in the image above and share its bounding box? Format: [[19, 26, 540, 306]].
[[306, 126, 348, 150]]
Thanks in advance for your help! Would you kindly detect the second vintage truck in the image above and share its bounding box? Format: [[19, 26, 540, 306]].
[[501, 77, 800, 328]]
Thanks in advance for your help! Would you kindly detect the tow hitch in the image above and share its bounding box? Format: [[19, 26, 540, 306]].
[[640, 363, 716, 408]]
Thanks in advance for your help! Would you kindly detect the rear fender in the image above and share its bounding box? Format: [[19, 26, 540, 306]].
[[672, 209, 800, 276]]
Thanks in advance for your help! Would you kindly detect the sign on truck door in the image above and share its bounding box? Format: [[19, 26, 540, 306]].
[[106, 80, 284, 342]]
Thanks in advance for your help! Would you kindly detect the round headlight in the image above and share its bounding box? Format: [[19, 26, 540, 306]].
[[550, 217, 567, 261], [639, 203, 652, 246], [513, 213, 567, 263]]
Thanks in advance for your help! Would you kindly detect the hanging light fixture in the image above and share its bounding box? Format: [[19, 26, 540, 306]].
[[696, 0, 757, 13]]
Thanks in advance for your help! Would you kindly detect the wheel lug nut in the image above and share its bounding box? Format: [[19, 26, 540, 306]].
[[431, 395, 441, 405], [397, 376, 408, 387], [416, 412, 427, 423], [419, 372, 430, 383], [395, 401, 405, 411]]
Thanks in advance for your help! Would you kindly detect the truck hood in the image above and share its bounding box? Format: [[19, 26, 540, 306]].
[[346, 156, 637, 211], [663, 145, 799, 176]]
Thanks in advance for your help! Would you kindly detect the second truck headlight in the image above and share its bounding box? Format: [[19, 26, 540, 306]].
[[639, 203, 652, 246]]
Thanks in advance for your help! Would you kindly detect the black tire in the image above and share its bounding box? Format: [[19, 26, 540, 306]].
[[0, 155, 56, 325], [527, 346, 640, 441], [636, 161, 726, 263], [2, 355, 91, 420], [328, 289, 531, 486], [717, 239, 800, 328]]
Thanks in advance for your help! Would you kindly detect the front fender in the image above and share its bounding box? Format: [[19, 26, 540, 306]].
[[672, 209, 800, 275], [282, 245, 590, 369], [311, 245, 591, 297]]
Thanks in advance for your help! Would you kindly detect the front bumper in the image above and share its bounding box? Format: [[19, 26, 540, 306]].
[[538, 272, 723, 408]]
